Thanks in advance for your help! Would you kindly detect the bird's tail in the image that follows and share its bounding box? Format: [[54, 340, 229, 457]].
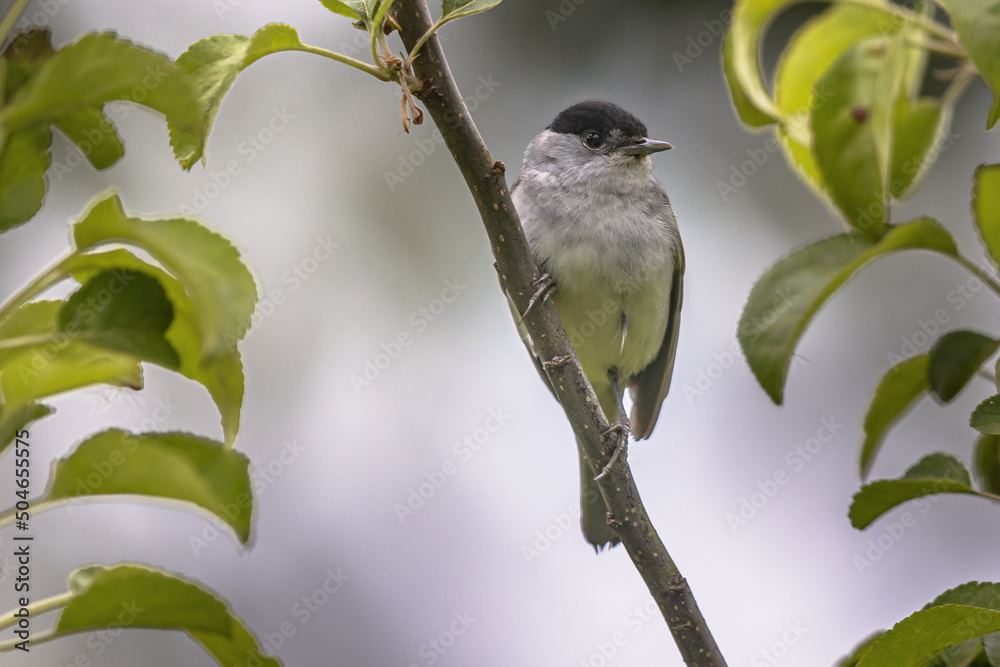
[[578, 440, 620, 549], [578, 377, 622, 550]]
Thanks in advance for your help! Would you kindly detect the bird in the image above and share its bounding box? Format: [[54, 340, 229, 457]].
[[509, 100, 683, 549]]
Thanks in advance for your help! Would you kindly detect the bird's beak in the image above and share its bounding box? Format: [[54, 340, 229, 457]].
[[621, 138, 674, 156]]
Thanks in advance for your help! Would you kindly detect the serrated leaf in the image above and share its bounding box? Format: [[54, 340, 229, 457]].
[[725, 0, 804, 126], [441, 0, 502, 21], [51, 106, 126, 170], [174, 24, 306, 168], [0, 301, 143, 407], [888, 97, 944, 200], [318, 0, 361, 19], [850, 453, 982, 529], [72, 193, 257, 361], [54, 563, 281, 666], [738, 217, 958, 404], [974, 435, 1000, 494], [46, 429, 252, 542], [972, 395, 1000, 435], [929, 331, 1000, 403], [811, 38, 891, 238], [857, 605, 1000, 667], [0, 123, 52, 232], [934, 0, 1000, 128], [723, 31, 774, 128], [974, 164, 1000, 270], [838, 631, 886, 666], [929, 582, 1000, 612], [58, 563, 231, 635], [0, 402, 53, 457], [58, 269, 180, 369], [0, 33, 200, 164], [860, 355, 928, 478], [62, 249, 244, 445]]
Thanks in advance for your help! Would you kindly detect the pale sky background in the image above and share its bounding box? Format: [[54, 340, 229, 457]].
[[2, 0, 1000, 665]]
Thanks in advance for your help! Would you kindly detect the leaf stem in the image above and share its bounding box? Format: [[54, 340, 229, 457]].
[[0, 628, 57, 653], [0, 592, 73, 632], [838, 0, 958, 44], [406, 17, 448, 64], [0, 497, 54, 530], [0, 252, 74, 326], [370, 0, 398, 65], [292, 44, 394, 82], [0, 0, 31, 48], [954, 254, 1000, 300]]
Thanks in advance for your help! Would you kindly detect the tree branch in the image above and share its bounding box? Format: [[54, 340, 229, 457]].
[[391, 3, 727, 664]]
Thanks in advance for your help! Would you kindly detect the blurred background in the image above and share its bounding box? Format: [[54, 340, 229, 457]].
[[2, 0, 1000, 664]]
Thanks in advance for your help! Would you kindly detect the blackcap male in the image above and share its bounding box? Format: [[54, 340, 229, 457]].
[[510, 101, 683, 549]]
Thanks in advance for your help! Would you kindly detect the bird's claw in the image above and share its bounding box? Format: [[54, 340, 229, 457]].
[[595, 417, 629, 480], [518, 273, 556, 324]]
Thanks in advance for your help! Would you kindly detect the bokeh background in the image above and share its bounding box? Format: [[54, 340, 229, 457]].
[[2, 0, 1000, 664]]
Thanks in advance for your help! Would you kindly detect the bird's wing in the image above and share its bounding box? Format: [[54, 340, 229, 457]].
[[627, 237, 684, 440]]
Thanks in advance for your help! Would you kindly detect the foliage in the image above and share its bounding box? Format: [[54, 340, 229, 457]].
[[0, 0, 504, 661], [725, 0, 1000, 661]]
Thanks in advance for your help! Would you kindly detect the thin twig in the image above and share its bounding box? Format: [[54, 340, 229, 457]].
[[391, 2, 727, 664]]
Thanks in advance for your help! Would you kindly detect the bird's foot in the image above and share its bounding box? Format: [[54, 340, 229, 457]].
[[595, 417, 629, 481], [518, 273, 556, 324]]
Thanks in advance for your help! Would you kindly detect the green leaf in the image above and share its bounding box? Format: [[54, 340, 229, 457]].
[[935, 0, 1000, 128], [46, 429, 252, 542], [973, 163, 1000, 270], [771, 3, 888, 198], [860, 355, 928, 479], [58, 269, 180, 369], [62, 249, 245, 445], [441, 0, 502, 21], [318, 0, 362, 19], [0, 301, 143, 407], [722, 31, 774, 128], [929, 331, 1000, 403], [871, 31, 910, 194], [174, 24, 306, 168], [974, 435, 1000, 494], [58, 563, 231, 635], [0, 123, 52, 232], [53, 563, 281, 666], [72, 193, 257, 361], [725, 0, 804, 126], [856, 605, 1000, 667], [888, 97, 944, 200], [0, 33, 200, 163], [929, 582, 1000, 612], [0, 402, 52, 458], [811, 38, 891, 238], [838, 631, 886, 666], [849, 453, 982, 529], [192, 616, 283, 667], [738, 217, 958, 404], [971, 395, 1000, 435], [51, 106, 126, 170]]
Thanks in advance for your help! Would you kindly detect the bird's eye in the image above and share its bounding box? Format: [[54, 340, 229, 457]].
[[584, 132, 603, 149]]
